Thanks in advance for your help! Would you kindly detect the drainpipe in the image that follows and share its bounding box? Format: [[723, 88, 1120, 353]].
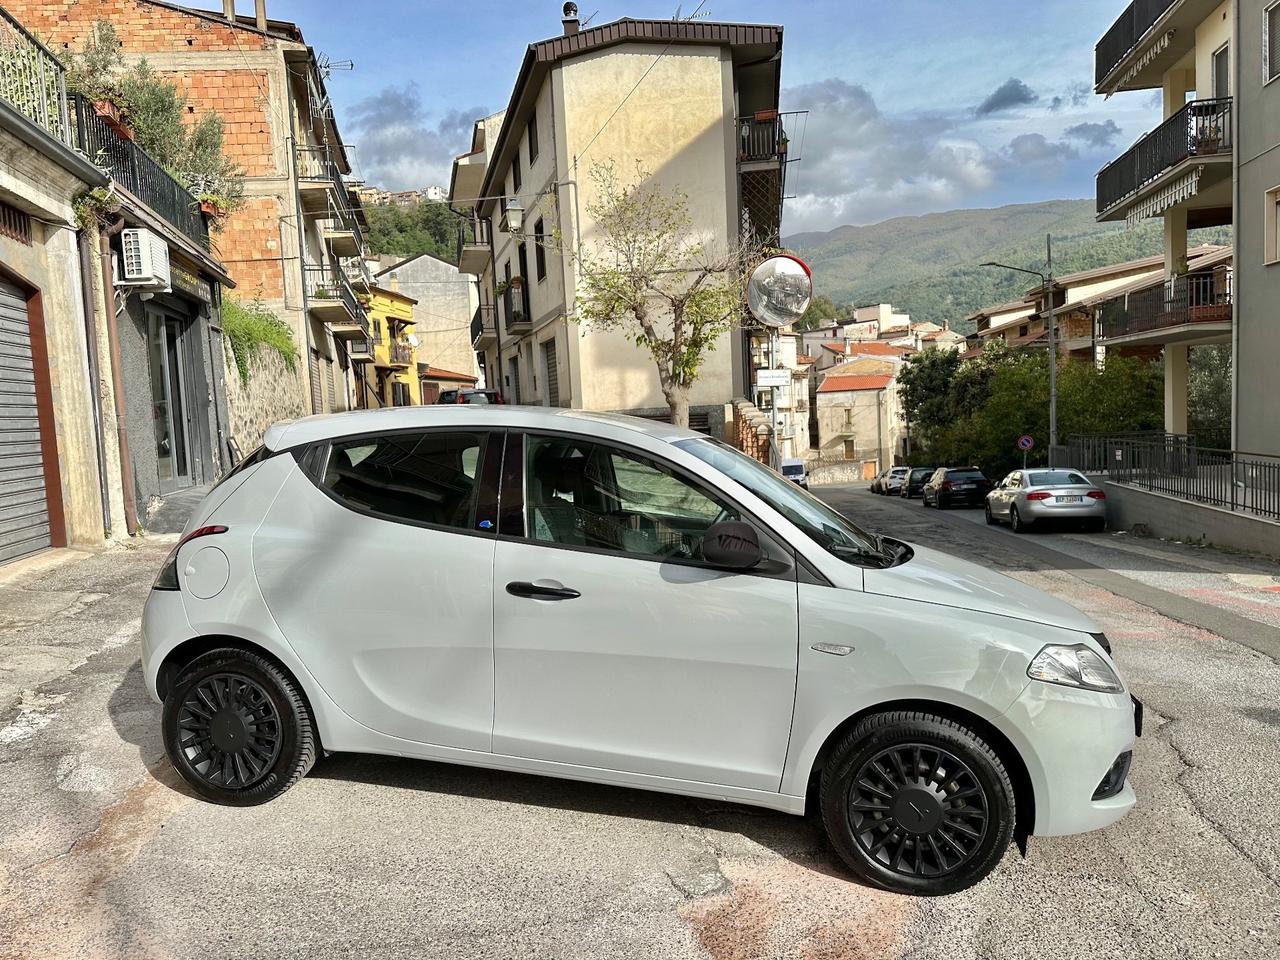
[[100, 216, 139, 535], [77, 229, 112, 536]]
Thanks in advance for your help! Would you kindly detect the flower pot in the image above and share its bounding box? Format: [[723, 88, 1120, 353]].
[[92, 99, 122, 125], [199, 200, 224, 218]]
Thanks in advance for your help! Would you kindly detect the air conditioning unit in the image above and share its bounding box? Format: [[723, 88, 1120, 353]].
[[119, 228, 171, 289]]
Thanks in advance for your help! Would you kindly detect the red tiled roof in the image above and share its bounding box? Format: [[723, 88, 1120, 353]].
[[820, 341, 906, 357], [417, 364, 479, 383], [796, 354, 816, 364], [818, 374, 894, 394]]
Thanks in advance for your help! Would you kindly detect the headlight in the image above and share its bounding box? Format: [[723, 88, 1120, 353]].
[[1027, 643, 1123, 693]]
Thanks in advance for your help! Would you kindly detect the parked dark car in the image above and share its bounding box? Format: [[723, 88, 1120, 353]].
[[923, 467, 993, 509], [438, 388, 503, 405], [899, 466, 935, 499]]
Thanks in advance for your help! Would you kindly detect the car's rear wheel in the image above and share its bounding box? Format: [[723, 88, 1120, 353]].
[[1010, 505, 1029, 533], [820, 711, 1015, 896], [162, 648, 317, 806]]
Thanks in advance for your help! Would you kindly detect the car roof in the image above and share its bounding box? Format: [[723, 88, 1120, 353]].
[[262, 406, 708, 451]]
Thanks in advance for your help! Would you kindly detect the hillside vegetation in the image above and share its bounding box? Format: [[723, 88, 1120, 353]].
[[786, 199, 1230, 334]]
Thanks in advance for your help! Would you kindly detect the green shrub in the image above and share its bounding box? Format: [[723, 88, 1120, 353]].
[[222, 298, 297, 384]]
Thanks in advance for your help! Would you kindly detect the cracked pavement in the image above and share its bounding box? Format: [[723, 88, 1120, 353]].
[[1, 488, 1278, 958]]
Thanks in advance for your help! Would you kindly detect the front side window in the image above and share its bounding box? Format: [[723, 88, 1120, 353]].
[[677, 438, 884, 566], [320, 431, 484, 531], [525, 434, 736, 562]]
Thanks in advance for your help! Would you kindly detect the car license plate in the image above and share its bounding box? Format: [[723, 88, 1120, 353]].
[[956, 483, 973, 489], [1056, 495, 1082, 503]]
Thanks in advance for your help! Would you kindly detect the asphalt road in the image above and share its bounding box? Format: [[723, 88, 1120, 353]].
[[1, 490, 1278, 960]]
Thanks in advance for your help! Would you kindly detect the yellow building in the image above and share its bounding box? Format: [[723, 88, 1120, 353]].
[[361, 285, 420, 407]]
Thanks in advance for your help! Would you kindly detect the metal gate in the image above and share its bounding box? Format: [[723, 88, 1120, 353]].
[[542, 340, 559, 407], [0, 280, 51, 563]]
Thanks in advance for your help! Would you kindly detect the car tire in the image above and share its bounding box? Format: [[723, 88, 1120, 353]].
[[162, 647, 318, 806], [819, 710, 1016, 896], [1010, 505, 1029, 533], [984, 503, 997, 525]]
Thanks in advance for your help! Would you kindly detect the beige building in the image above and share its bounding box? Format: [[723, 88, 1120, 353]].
[[814, 359, 902, 475], [373, 252, 481, 391], [1093, 0, 1235, 435], [450, 14, 793, 431]]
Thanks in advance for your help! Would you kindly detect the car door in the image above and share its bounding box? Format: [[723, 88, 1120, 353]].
[[1001, 471, 1023, 516], [490, 431, 800, 792], [254, 428, 501, 750]]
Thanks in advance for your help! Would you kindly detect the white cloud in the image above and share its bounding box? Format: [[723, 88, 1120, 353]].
[[346, 83, 484, 190]]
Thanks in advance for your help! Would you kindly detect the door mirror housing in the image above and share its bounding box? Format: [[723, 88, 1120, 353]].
[[701, 521, 763, 571]]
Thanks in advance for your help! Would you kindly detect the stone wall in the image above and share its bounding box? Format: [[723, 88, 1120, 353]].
[[221, 341, 307, 454]]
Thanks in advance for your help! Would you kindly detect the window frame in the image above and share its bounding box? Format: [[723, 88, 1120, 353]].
[[527, 111, 539, 165], [534, 217, 547, 281], [500, 428, 798, 580], [511, 158, 521, 194], [1266, 0, 1280, 85], [300, 427, 502, 540], [1211, 41, 1230, 99], [1266, 183, 1280, 265]]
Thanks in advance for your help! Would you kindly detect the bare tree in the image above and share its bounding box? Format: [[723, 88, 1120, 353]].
[[566, 162, 760, 427]]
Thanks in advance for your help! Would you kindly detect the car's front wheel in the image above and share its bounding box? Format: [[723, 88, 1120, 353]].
[[820, 711, 1016, 896], [984, 503, 997, 525], [162, 648, 317, 806]]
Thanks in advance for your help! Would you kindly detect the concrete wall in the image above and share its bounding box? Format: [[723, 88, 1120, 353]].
[[0, 131, 106, 548], [221, 340, 307, 451], [1105, 482, 1280, 559], [1233, 0, 1280, 456], [1194, 0, 1234, 95], [382, 253, 479, 381]]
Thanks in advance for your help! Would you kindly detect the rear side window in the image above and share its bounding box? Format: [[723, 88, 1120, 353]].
[[210, 444, 276, 492], [320, 432, 484, 531]]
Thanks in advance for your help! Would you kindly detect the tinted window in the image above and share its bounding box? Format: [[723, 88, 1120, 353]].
[[947, 469, 987, 480], [461, 391, 493, 404], [1028, 471, 1089, 486], [782, 464, 804, 476], [525, 434, 736, 562], [910, 468, 932, 480], [321, 432, 484, 531]]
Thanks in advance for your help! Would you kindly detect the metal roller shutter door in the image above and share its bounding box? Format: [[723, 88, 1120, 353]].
[[0, 280, 51, 563]]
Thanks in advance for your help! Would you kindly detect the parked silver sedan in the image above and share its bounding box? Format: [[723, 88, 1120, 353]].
[[985, 468, 1107, 533]]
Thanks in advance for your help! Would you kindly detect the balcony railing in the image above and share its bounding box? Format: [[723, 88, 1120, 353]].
[[297, 144, 340, 183], [0, 7, 70, 143], [1099, 270, 1232, 340], [455, 216, 490, 263], [303, 263, 364, 322], [1095, 0, 1177, 86], [1096, 97, 1232, 214], [70, 94, 209, 246], [736, 111, 803, 163], [470, 303, 496, 347], [389, 341, 414, 366], [320, 194, 366, 252]]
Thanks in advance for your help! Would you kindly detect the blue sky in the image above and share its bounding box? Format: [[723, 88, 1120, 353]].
[[248, 0, 1163, 233]]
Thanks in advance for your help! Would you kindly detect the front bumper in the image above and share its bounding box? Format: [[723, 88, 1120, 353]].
[[1000, 680, 1138, 837]]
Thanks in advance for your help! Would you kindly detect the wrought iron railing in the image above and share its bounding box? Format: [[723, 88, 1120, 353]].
[[470, 303, 496, 346], [1095, 0, 1177, 86], [389, 341, 414, 366], [1099, 270, 1232, 340], [455, 216, 490, 263], [70, 94, 209, 245], [736, 111, 802, 163], [1067, 432, 1193, 473], [1102, 436, 1280, 521], [0, 6, 70, 142], [302, 263, 364, 325], [297, 143, 338, 182], [1097, 97, 1232, 214], [319, 194, 366, 253]]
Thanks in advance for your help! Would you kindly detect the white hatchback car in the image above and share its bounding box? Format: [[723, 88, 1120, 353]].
[[142, 407, 1139, 895]]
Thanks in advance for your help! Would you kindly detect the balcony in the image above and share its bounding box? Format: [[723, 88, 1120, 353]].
[[736, 110, 803, 167], [381, 341, 414, 368], [1095, 0, 1224, 93], [1099, 270, 1232, 345], [303, 264, 367, 336], [470, 304, 497, 349], [296, 144, 343, 215], [319, 195, 365, 257], [347, 337, 374, 363], [1096, 98, 1232, 222], [0, 8, 71, 143], [456, 217, 491, 275], [68, 94, 209, 246]]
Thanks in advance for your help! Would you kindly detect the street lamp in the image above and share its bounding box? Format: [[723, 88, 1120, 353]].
[[980, 234, 1057, 461]]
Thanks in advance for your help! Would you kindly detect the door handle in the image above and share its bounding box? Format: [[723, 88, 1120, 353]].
[[506, 580, 581, 601]]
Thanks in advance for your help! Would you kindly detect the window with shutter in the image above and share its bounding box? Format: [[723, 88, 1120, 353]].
[[1269, 2, 1280, 82]]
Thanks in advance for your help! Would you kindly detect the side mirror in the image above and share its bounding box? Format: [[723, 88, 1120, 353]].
[[702, 521, 762, 571]]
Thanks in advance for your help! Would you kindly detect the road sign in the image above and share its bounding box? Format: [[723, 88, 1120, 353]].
[[1017, 435, 1035, 451], [755, 368, 791, 388]]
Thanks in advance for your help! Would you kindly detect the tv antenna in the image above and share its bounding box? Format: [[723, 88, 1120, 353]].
[[673, 1, 711, 21], [580, 9, 599, 27], [316, 53, 354, 79]]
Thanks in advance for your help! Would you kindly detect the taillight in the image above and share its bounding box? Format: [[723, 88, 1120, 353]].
[[1087, 491, 1107, 500], [1026, 491, 1052, 501], [941, 481, 953, 490], [153, 525, 228, 591]]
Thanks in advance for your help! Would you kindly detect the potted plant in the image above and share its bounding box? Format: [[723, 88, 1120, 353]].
[[198, 194, 226, 219], [1197, 121, 1221, 154]]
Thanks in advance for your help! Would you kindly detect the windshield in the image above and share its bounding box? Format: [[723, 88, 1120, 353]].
[[910, 468, 933, 480], [1028, 470, 1089, 486], [782, 464, 804, 476], [676, 438, 885, 566], [462, 392, 492, 404]]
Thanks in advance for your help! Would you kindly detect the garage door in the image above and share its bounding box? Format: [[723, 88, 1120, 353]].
[[0, 280, 51, 563]]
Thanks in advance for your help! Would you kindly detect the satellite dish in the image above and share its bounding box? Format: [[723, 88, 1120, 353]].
[[406, 334, 420, 347], [747, 254, 813, 328]]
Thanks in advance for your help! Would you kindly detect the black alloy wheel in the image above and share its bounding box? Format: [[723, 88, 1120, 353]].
[[175, 673, 283, 789], [163, 648, 317, 805], [820, 711, 1015, 896], [846, 743, 989, 879]]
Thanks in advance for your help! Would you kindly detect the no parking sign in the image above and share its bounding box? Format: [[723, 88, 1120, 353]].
[[1017, 435, 1035, 451]]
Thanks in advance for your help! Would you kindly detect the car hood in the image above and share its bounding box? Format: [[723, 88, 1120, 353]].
[[862, 542, 1098, 633]]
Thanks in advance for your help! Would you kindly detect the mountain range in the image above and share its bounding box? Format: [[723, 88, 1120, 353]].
[[784, 199, 1231, 334]]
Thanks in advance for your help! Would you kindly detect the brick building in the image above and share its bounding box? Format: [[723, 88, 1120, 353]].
[[10, 0, 373, 415]]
